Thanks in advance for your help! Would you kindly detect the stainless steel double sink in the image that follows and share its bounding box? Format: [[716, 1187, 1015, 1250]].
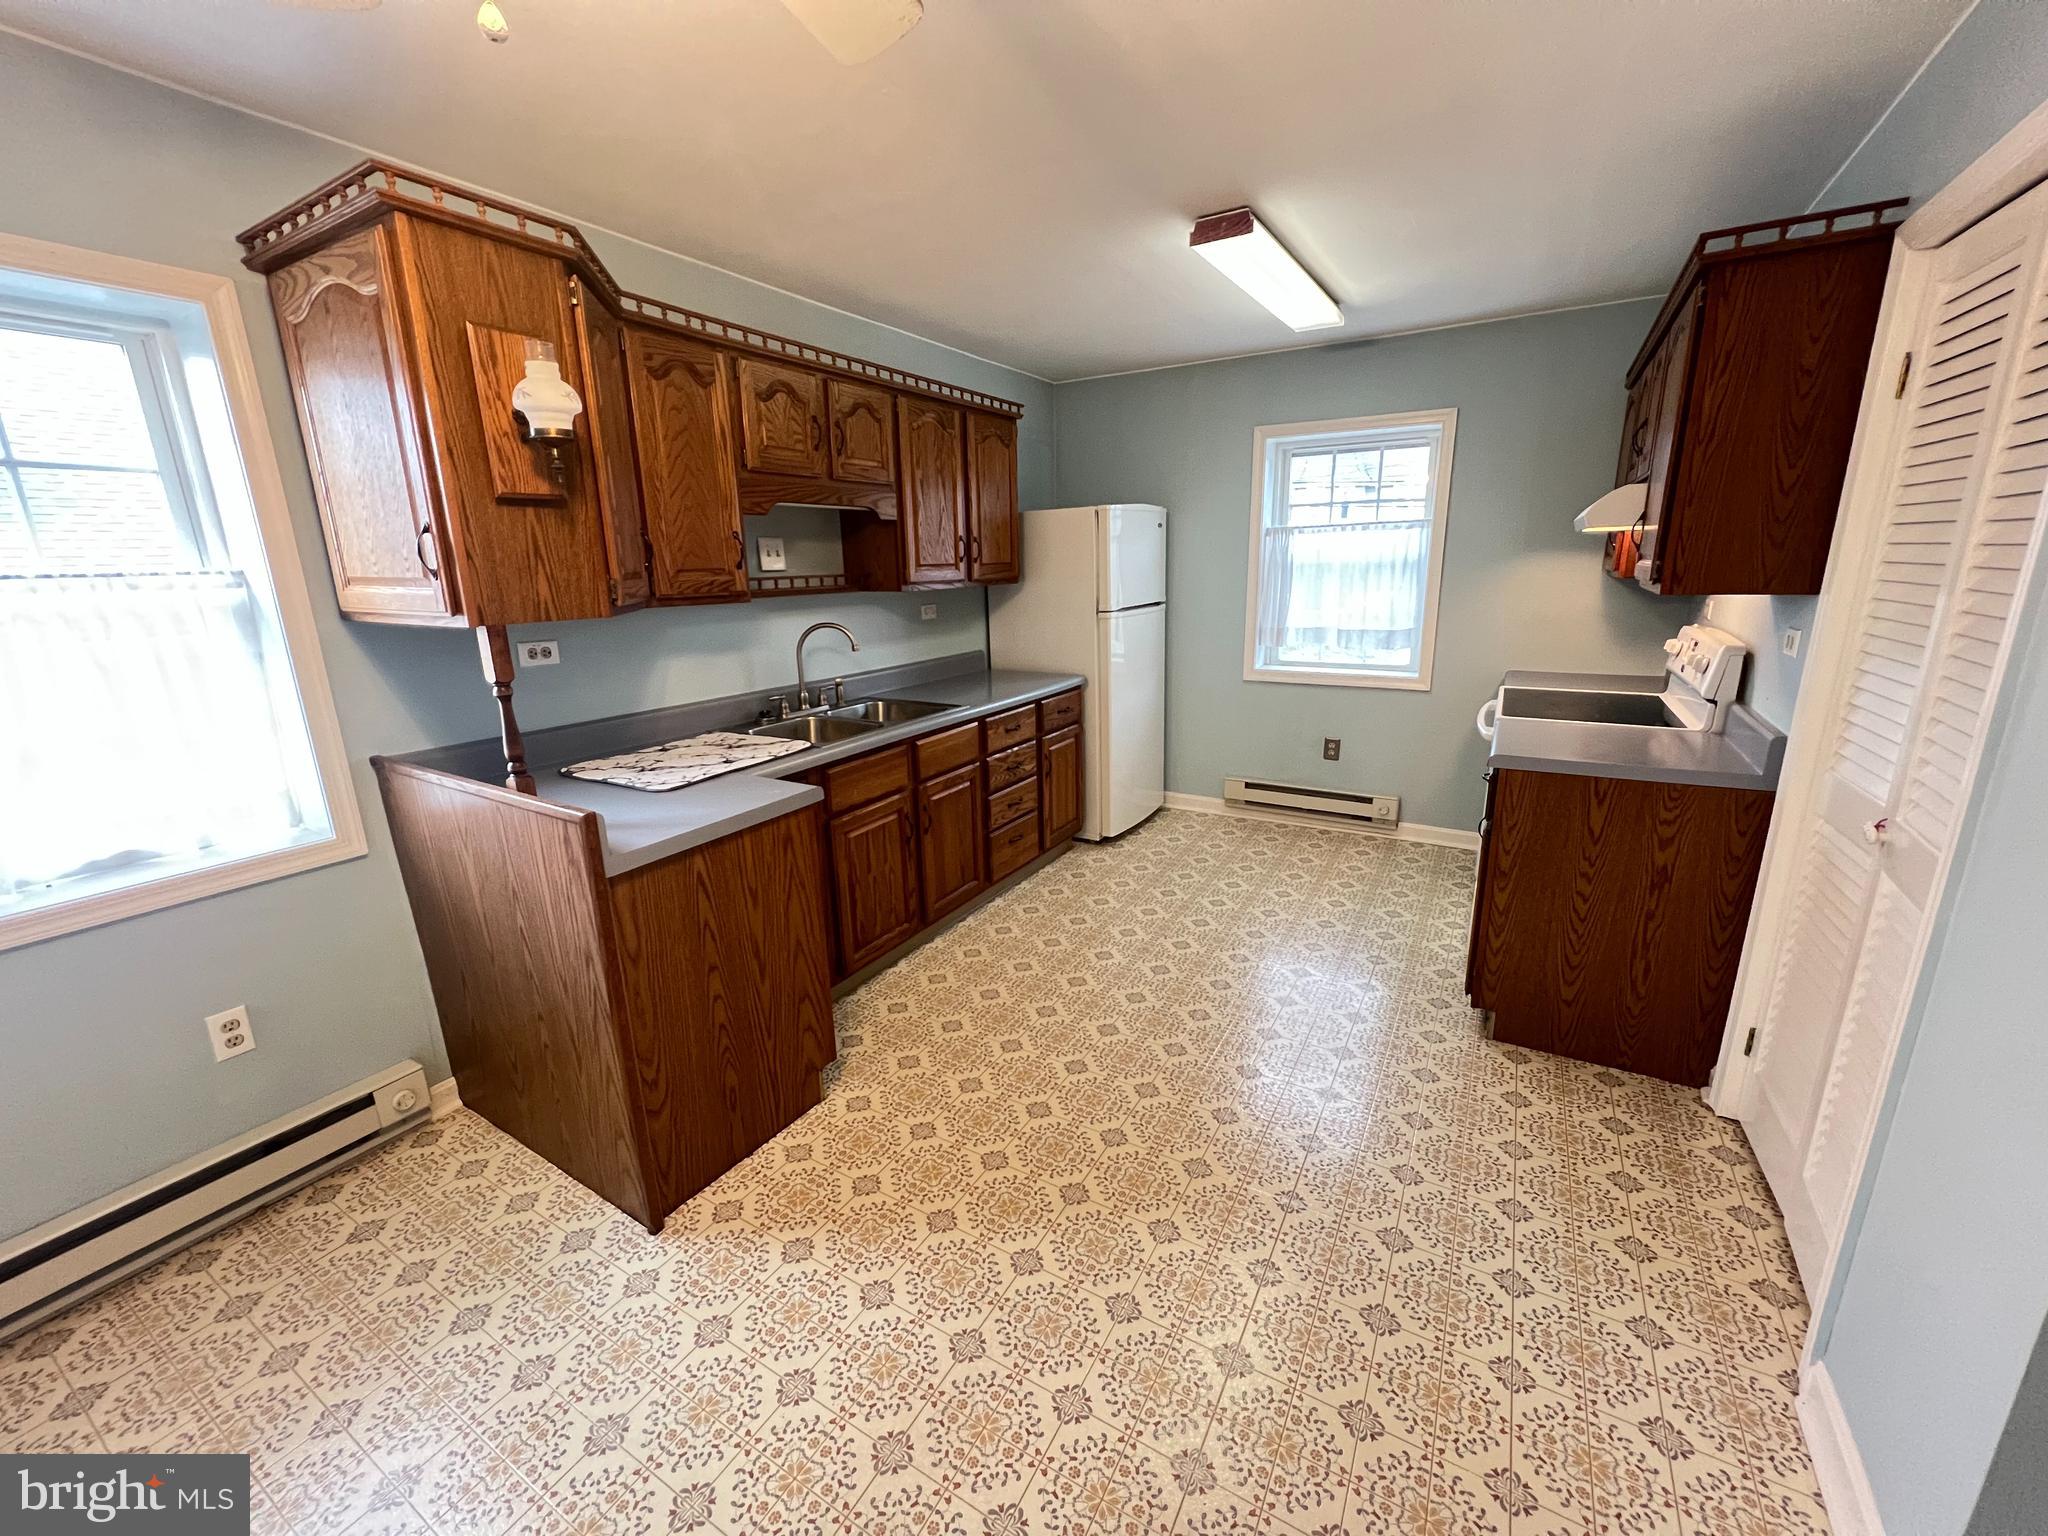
[[746, 696, 954, 745]]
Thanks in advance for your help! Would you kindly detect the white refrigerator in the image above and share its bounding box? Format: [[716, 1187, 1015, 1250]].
[[988, 504, 1166, 841]]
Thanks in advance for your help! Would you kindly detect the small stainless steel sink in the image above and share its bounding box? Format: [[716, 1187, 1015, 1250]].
[[749, 714, 884, 745], [826, 697, 954, 725], [1500, 687, 1684, 728]]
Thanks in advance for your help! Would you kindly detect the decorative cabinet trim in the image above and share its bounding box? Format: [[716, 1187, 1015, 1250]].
[[239, 159, 1025, 418]]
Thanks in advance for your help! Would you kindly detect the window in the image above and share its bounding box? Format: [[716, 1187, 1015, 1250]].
[[1243, 409, 1455, 689], [0, 237, 362, 950]]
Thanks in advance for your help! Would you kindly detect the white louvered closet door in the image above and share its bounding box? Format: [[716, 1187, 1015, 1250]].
[[1747, 179, 2048, 1287]]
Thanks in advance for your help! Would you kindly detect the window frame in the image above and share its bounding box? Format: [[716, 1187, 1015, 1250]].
[[1241, 408, 1457, 691], [0, 233, 365, 953], [0, 302, 222, 574]]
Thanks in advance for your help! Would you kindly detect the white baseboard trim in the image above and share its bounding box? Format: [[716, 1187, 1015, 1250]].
[[1798, 1361, 1884, 1536], [429, 1077, 462, 1120], [1162, 791, 1480, 851]]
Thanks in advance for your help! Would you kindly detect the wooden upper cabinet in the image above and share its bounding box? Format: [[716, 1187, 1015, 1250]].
[[242, 163, 1030, 621], [1613, 200, 1902, 596], [898, 397, 968, 585], [967, 411, 1021, 584], [828, 379, 896, 485], [570, 283, 650, 611], [624, 328, 748, 603], [389, 215, 614, 627], [266, 223, 455, 623], [736, 357, 828, 477]]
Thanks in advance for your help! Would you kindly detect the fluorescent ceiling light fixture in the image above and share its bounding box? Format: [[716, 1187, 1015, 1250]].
[[1190, 208, 1342, 331], [1574, 481, 1649, 534]]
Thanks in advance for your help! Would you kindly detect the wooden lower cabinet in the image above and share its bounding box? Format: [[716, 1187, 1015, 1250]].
[[1465, 767, 1772, 1087], [918, 762, 986, 923], [1040, 723, 1083, 846], [815, 688, 1086, 980], [827, 789, 923, 974], [375, 761, 835, 1230]]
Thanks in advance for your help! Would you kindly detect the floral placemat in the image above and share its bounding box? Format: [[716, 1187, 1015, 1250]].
[[559, 730, 809, 792]]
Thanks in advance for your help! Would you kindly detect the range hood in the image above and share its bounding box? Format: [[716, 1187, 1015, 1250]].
[[1574, 481, 1647, 534]]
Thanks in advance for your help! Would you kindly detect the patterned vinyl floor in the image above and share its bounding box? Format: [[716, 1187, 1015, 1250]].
[[0, 810, 1828, 1534]]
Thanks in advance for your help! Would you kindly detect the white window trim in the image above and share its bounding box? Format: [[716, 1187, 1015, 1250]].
[[0, 232, 366, 953], [1241, 408, 1457, 691]]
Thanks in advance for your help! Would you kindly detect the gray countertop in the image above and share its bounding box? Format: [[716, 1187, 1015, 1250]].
[[388, 652, 1083, 876], [1486, 670, 1786, 791]]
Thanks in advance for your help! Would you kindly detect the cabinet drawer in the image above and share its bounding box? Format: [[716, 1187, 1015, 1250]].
[[1039, 688, 1083, 733], [989, 811, 1041, 881], [915, 722, 981, 780], [822, 744, 911, 815], [988, 775, 1038, 832], [983, 704, 1038, 754], [986, 741, 1037, 792]]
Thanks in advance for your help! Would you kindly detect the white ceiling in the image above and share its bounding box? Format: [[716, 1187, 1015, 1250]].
[[1, 0, 1964, 380]]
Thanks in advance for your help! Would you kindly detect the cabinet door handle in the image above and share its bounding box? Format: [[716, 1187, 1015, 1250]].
[[810, 416, 823, 451], [833, 422, 846, 457], [416, 524, 440, 578], [731, 529, 744, 570]]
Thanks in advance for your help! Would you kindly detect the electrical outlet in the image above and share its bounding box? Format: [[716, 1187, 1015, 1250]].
[[919, 603, 938, 621], [756, 536, 787, 572], [1781, 627, 1803, 658], [519, 639, 560, 667], [1323, 737, 1341, 761], [206, 1005, 255, 1062]]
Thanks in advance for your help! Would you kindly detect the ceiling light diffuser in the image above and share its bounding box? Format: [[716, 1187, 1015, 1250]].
[[778, 0, 925, 64], [476, 0, 509, 42], [1190, 208, 1342, 331]]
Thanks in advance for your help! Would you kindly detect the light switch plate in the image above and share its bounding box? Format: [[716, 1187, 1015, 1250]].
[[1781, 628, 1803, 658], [207, 1006, 255, 1062], [757, 536, 787, 572], [519, 639, 560, 667]]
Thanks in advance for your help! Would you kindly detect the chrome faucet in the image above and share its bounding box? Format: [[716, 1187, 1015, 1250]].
[[796, 622, 858, 710]]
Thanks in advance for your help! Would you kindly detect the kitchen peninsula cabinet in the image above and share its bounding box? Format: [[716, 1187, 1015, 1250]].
[[374, 762, 835, 1231], [1466, 767, 1772, 1087], [1604, 199, 1902, 595]]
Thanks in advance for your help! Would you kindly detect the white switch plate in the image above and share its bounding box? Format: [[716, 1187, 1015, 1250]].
[[1703, 597, 1717, 621], [1781, 628, 1803, 658], [519, 639, 560, 667], [756, 536, 787, 572], [919, 603, 938, 621], [206, 1005, 255, 1062]]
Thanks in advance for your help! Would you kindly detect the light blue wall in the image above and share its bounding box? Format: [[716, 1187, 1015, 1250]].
[[1051, 302, 1686, 829], [1797, 4, 2048, 1532], [0, 33, 1050, 1240]]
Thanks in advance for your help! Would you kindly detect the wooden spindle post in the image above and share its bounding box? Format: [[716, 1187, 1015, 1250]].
[[478, 625, 535, 793]]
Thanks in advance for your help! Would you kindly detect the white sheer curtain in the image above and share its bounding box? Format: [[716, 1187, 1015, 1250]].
[[0, 573, 306, 897], [1256, 521, 1429, 669]]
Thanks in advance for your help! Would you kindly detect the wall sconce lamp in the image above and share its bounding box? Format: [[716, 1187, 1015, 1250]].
[[511, 339, 583, 483]]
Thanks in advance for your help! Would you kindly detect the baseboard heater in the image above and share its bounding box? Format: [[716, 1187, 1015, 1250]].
[[0, 1061, 431, 1341], [1223, 777, 1401, 827]]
